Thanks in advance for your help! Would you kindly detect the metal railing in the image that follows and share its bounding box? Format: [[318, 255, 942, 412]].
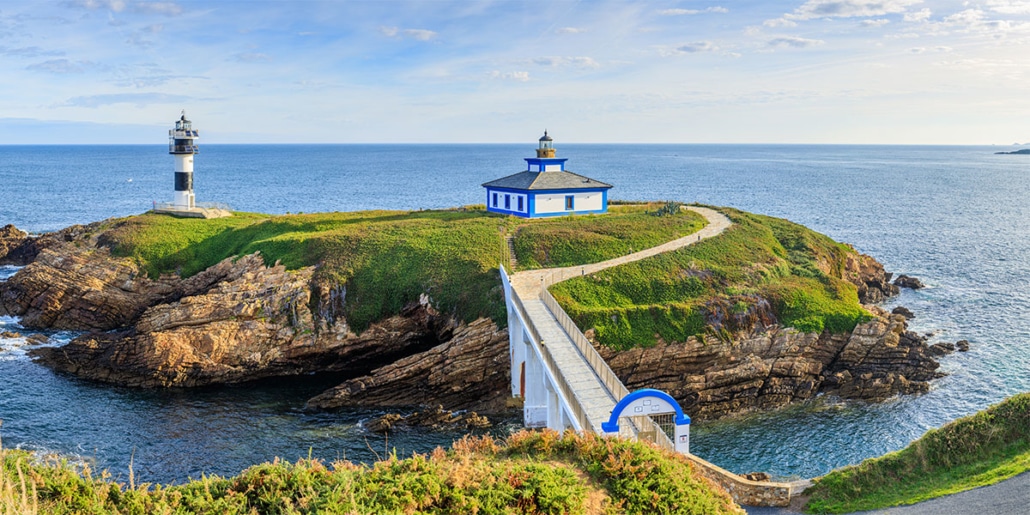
[[540, 289, 628, 401], [153, 201, 231, 212], [539, 282, 677, 452], [508, 285, 592, 432]]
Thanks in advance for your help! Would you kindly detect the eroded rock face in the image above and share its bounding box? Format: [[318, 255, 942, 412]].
[[844, 251, 900, 304], [30, 258, 467, 389], [305, 317, 510, 414], [599, 312, 942, 420], [0, 225, 29, 264], [0, 245, 178, 330]]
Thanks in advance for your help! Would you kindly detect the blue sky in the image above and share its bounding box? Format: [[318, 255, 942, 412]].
[[1, 0, 1029, 144]]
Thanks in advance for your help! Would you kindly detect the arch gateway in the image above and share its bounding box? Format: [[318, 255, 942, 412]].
[[601, 389, 691, 455]]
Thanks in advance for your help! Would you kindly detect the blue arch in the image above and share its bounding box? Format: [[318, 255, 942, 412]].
[[601, 388, 691, 433]]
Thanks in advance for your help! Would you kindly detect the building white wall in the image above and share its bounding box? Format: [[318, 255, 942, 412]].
[[534, 192, 604, 214], [488, 189, 528, 214]]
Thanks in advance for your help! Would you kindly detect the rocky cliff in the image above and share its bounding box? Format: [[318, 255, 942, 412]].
[[2, 219, 946, 422], [598, 306, 944, 419]]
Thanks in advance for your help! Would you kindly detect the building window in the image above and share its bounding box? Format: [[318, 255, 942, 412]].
[[565, 195, 574, 210], [505, 195, 511, 209], [517, 196, 524, 211], [492, 192, 498, 207]]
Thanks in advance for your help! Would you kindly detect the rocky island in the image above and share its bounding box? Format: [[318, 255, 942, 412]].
[[0, 203, 951, 424]]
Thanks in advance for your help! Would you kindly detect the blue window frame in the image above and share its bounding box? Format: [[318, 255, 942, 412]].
[[565, 195, 574, 210], [505, 194, 511, 209], [492, 192, 498, 207], [517, 196, 524, 211]]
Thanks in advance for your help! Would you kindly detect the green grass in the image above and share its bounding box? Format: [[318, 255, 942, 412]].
[[95, 204, 707, 334], [549, 207, 872, 349], [100, 208, 509, 333], [511, 203, 707, 270], [804, 392, 1030, 514], [1, 430, 741, 515]]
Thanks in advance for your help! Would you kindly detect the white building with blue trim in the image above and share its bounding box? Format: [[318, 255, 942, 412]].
[[482, 132, 612, 218]]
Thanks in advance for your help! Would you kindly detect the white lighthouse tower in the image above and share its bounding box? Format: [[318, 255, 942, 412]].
[[154, 112, 230, 218], [169, 111, 199, 210]]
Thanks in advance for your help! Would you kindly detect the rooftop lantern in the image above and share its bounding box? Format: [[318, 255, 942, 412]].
[[536, 130, 555, 158]]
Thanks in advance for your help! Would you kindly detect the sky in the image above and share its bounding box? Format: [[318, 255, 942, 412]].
[[1, 0, 1029, 144]]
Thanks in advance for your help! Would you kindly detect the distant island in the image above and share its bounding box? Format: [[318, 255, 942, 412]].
[[995, 148, 1030, 154]]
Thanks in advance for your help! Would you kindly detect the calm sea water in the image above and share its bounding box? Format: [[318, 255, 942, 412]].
[[1, 144, 1028, 482]]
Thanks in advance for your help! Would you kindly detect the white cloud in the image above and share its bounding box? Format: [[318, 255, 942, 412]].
[[532, 56, 600, 68], [64, 0, 181, 16], [403, 29, 437, 41], [26, 58, 99, 73], [675, 41, 719, 53], [862, 19, 891, 27], [766, 0, 923, 26], [556, 27, 586, 34], [986, 1, 1030, 15], [904, 8, 932, 22], [660, 7, 728, 16], [59, 92, 191, 108], [380, 26, 438, 41], [767, 36, 825, 48], [489, 70, 529, 82]]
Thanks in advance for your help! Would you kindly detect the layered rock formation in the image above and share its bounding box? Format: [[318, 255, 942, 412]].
[[599, 308, 945, 419]]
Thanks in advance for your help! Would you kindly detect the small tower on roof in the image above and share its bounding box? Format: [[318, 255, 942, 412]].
[[169, 111, 199, 210], [537, 130, 555, 158]]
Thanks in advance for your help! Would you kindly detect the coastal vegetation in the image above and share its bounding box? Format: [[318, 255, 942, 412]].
[[98, 203, 705, 333], [0, 430, 740, 515], [549, 207, 872, 349], [804, 392, 1030, 513], [511, 203, 706, 269]]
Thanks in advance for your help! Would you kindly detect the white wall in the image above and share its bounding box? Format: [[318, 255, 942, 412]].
[[534, 192, 603, 214], [489, 189, 528, 213]]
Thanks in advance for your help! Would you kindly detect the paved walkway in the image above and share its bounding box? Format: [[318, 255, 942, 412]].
[[744, 471, 1030, 515], [507, 206, 732, 432], [510, 206, 733, 296]]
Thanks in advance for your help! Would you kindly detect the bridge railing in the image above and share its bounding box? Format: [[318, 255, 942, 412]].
[[540, 287, 677, 452], [502, 266, 592, 432], [540, 289, 628, 402]]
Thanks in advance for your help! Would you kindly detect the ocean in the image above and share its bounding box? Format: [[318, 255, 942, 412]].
[[1, 143, 1029, 483]]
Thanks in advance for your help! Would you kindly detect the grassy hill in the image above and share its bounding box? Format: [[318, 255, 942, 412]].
[[549, 207, 872, 349], [1, 430, 742, 515], [96, 203, 705, 333], [803, 392, 1030, 513]]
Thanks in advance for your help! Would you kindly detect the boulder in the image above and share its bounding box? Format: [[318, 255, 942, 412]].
[[956, 339, 970, 352], [842, 251, 899, 304], [894, 275, 925, 289], [891, 306, 915, 319], [364, 406, 491, 433], [928, 342, 956, 357]]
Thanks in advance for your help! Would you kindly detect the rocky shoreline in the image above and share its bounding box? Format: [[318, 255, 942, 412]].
[[0, 220, 957, 426]]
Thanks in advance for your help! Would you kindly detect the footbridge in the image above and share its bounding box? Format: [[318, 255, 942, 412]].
[[501, 206, 804, 507]]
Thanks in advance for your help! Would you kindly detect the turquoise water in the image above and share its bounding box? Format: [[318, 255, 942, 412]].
[[1, 144, 1028, 482]]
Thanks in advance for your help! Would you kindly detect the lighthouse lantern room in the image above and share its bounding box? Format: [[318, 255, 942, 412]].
[[169, 111, 199, 210]]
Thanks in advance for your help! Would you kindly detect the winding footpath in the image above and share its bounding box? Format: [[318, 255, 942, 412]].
[[510, 206, 733, 296]]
